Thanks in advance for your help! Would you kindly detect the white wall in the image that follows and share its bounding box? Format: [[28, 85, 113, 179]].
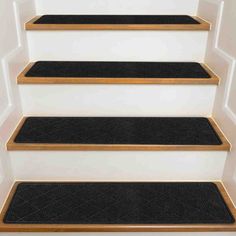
[[198, 0, 236, 204], [218, 1, 236, 59], [0, 0, 36, 210]]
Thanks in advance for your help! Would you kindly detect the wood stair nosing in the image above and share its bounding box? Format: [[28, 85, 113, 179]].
[[0, 181, 235, 232], [6, 117, 231, 151], [17, 62, 219, 85], [25, 15, 210, 31]]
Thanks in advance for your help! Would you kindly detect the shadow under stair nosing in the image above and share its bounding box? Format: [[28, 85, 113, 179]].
[[7, 117, 230, 151], [25, 15, 210, 31], [17, 62, 219, 85]]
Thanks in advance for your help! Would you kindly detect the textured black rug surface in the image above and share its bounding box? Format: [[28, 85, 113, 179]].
[[4, 182, 234, 224], [34, 15, 200, 25], [26, 61, 211, 78], [14, 117, 221, 145]]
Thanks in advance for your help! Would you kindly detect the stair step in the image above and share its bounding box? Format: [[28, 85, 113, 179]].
[[18, 62, 219, 85], [26, 15, 210, 30], [7, 117, 230, 151], [0, 182, 235, 232]]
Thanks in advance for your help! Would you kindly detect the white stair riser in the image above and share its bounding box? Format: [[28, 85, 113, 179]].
[[27, 31, 208, 61], [19, 85, 216, 116], [10, 151, 227, 180], [35, 0, 198, 15]]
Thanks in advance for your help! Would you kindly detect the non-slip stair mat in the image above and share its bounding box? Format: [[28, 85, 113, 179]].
[[14, 117, 222, 145], [34, 15, 200, 25], [4, 182, 235, 224], [25, 62, 211, 78]]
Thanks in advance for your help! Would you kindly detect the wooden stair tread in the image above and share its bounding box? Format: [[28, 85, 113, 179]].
[[0, 182, 235, 232], [7, 117, 230, 151], [18, 62, 219, 85], [26, 15, 210, 30]]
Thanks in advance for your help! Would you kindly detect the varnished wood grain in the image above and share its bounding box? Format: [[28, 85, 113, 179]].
[[208, 117, 231, 151], [7, 117, 26, 151], [200, 63, 220, 84], [0, 181, 235, 232], [25, 16, 210, 31], [17, 62, 219, 85], [6, 117, 230, 151]]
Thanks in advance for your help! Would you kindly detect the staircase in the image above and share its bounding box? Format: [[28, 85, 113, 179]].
[[0, 0, 236, 234]]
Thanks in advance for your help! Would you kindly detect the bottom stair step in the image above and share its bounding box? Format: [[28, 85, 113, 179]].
[[0, 182, 236, 232]]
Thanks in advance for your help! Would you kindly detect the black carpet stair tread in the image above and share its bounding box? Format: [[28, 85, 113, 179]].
[[14, 117, 222, 145], [33, 15, 200, 25], [25, 61, 211, 79], [3, 182, 235, 224]]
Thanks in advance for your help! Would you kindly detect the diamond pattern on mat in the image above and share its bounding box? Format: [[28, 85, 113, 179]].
[[26, 61, 210, 78], [34, 15, 200, 25], [14, 117, 222, 145], [3, 182, 235, 224]]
